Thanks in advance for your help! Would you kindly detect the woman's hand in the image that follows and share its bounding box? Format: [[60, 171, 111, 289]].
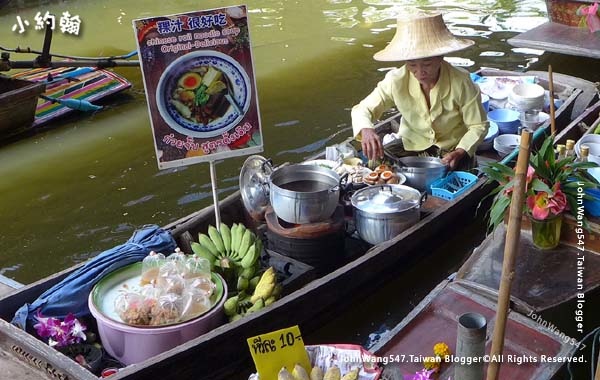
[[360, 128, 384, 161], [442, 148, 467, 170]]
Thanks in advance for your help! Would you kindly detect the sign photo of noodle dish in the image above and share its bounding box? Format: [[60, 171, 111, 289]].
[[134, 5, 263, 169]]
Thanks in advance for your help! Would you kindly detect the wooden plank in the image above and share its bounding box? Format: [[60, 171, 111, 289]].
[[372, 281, 572, 379], [456, 223, 600, 314], [508, 22, 600, 59]]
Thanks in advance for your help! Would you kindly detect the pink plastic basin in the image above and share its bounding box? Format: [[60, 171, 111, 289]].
[[88, 273, 227, 365]]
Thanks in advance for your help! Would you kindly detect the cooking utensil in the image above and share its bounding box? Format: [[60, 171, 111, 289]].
[[239, 155, 342, 224], [395, 156, 448, 192], [351, 184, 426, 245]]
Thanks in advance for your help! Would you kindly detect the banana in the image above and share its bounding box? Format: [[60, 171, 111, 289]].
[[251, 267, 277, 304], [237, 277, 249, 292], [240, 266, 256, 280], [246, 298, 264, 313], [292, 364, 310, 380], [264, 295, 277, 306], [240, 243, 257, 268], [237, 228, 253, 259], [230, 223, 239, 254], [233, 223, 246, 254], [249, 275, 261, 290], [219, 223, 232, 254], [208, 225, 226, 256], [198, 233, 220, 257], [224, 296, 238, 317], [310, 366, 324, 380], [278, 368, 296, 380], [271, 283, 283, 298], [340, 368, 359, 380], [323, 366, 341, 380], [191, 242, 216, 262]]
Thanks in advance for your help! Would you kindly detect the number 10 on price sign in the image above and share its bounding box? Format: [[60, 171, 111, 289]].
[[247, 325, 311, 378]]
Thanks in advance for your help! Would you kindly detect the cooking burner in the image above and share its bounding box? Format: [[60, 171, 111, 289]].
[[265, 205, 345, 274], [265, 205, 344, 239]]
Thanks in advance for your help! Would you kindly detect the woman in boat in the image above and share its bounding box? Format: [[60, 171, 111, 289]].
[[352, 11, 488, 170]]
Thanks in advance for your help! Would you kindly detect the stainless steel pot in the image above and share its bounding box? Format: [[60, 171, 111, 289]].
[[269, 164, 341, 224], [396, 156, 448, 192], [351, 184, 426, 245]]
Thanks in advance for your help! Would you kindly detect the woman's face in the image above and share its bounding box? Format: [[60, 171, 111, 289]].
[[405, 56, 443, 87]]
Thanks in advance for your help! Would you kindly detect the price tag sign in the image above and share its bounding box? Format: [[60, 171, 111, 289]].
[[247, 325, 311, 379]]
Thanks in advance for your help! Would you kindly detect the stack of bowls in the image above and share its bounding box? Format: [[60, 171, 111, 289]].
[[493, 134, 520, 157], [509, 83, 545, 111], [477, 121, 499, 152], [488, 108, 520, 135]]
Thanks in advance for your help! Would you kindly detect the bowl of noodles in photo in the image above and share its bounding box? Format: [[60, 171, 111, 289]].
[[156, 50, 251, 138]]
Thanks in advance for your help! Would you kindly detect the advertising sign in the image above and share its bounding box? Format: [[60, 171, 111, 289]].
[[133, 5, 262, 169]]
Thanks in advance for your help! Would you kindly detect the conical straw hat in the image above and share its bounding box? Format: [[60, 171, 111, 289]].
[[374, 12, 474, 61]]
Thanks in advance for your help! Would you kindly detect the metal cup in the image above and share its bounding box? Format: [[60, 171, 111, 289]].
[[455, 312, 487, 380]]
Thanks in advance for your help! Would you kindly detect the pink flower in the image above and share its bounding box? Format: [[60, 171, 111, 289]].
[[527, 192, 550, 220], [526, 184, 567, 220], [33, 311, 87, 348], [403, 369, 436, 380]]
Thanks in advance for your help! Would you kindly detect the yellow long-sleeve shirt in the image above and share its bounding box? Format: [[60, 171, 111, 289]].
[[351, 61, 488, 157]]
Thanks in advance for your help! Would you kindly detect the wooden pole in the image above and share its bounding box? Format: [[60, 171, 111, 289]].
[[548, 65, 557, 136], [486, 130, 532, 380]]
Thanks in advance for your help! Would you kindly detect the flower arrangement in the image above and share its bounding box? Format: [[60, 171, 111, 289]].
[[482, 135, 598, 234], [405, 342, 452, 379], [33, 310, 87, 348]]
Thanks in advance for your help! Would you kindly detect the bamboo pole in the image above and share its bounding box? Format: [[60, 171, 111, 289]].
[[548, 65, 557, 136], [486, 130, 532, 380]]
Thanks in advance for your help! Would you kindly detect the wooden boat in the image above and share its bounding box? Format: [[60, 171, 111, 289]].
[[369, 277, 576, 380], [0, 66, 131, 139], [457, 99, 600, 316], [508, 0, 600, 58], [0, 70, 595, 380]]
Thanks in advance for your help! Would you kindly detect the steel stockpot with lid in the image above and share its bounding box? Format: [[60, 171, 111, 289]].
[[351, 184, 425, 245], [240, 155, 341, 224], [395, 156, 448, 192]]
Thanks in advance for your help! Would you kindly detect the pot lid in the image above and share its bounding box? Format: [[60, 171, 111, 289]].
[[239, 155, 273, 221], [351, 184, 420, 213]]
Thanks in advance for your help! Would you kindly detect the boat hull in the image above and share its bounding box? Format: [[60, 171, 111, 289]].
[[0, 70, 593, 379]]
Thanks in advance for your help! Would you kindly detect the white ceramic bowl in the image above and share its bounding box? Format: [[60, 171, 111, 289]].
[[494, 134, 520, 157], [576, 135, 600, 157], [509, 83, 545, 111]]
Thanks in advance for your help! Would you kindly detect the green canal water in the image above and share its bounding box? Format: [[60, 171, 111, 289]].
[[1, 0, 599, 377]]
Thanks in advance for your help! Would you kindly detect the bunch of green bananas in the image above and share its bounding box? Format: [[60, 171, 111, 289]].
[[223, 266, 282, 322], [191, 223, 262, 290]]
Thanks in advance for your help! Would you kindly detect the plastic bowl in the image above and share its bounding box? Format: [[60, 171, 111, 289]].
[[509, 83, 545, 111], [488, 109, 520, 135], [481, 94, 490, 112], [89, 270, 227, 365], [576, 135, 600, 158]]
